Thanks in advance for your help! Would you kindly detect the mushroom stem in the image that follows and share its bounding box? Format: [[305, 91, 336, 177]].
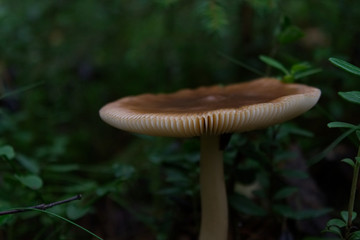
[[199, 135, 228, 240]]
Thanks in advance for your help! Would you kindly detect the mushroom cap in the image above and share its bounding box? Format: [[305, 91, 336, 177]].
[[99, 78, 321, 137]]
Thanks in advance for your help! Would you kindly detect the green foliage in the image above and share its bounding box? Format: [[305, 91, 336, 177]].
[[328, 122, 360, 129], [229, 193, 267, 216], [260, 55, 290, 76], [226, 123, 327, 223], [273, 205, 331, 220], [15, 174, 43, 190], [197, 1, 228, 34], [0, 145, 15, 160], [1, 0, 360, 238], [275, 16, 304, 44], [329, 58, 360, 77], [324, 59, 360, 240], [259, 55, 321, 83], [155, 0, 178, 8], [339, 92, 360, 105], [273, 187, 298, 200], [324, 211, 359, 239]]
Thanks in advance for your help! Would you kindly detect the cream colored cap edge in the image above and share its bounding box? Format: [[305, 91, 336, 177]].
[[99, 88, 321, 137]]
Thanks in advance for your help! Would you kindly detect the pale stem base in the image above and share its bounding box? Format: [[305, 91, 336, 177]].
[[199, 135, 228, 240]]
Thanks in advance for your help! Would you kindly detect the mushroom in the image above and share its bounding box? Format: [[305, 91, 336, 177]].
[[99, 77, 321, 240]]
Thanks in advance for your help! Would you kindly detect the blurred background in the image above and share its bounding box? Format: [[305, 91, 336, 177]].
[[0, 0, 360, 239]]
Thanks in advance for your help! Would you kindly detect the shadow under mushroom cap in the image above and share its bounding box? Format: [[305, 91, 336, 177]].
[[99, 78, 321, 137]]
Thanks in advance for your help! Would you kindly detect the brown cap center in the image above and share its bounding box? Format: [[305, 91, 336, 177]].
[[119, 80, 302, 114]]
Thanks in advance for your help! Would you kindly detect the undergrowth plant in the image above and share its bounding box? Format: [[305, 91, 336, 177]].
[[0, 86, 105, 240], [323, 58, 360, 240], [217, 37, 326, 238], [259, 55, 322, 83]]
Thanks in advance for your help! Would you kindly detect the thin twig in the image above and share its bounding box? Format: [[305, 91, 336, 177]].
[[0, 194, 82, 216]]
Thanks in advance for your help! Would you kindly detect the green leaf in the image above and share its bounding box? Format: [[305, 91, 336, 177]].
[[65, 181, 97, 193], [0, 145, 15, 160], [357, 130, 360, 141], [66, 205, 91, 220], [16, 154, 40, 174], [342, 158, 355, 167], [290, 62, 311, 74], [356, 157, 360, 164], [229, 194, 267, 216], [276, 16, 304, 45], [155, 0, 178, 7], [274, 151, 297, 164], [324, 225, 342, 237], [274, 204, 332, 220], [293, 68, 322, 80], [198, 2, 228, 33], [15, 174, 43, 190], [273, 187, 298, 200], [283, 74, 294, 83], [349, 230, 360, 240], [288, 126, 314, 138], [259, 55, 289, 75], [46, 164, 80, 172], [112, 164, 135, 180], [328, 122, 358, 129], [326, 218, 347, 228], [341, 211, 357, 223], [0, 215, 13, 226], [339, 91, 360, 105], [280, 169, 309, 179], [277, 25, 304, 44], [276, 123, 314, 138], [329, 58, 360, 76]]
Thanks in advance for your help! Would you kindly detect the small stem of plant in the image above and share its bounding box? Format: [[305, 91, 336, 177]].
[[347, 147, 360, 231], [30, 208, 103, 240]]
